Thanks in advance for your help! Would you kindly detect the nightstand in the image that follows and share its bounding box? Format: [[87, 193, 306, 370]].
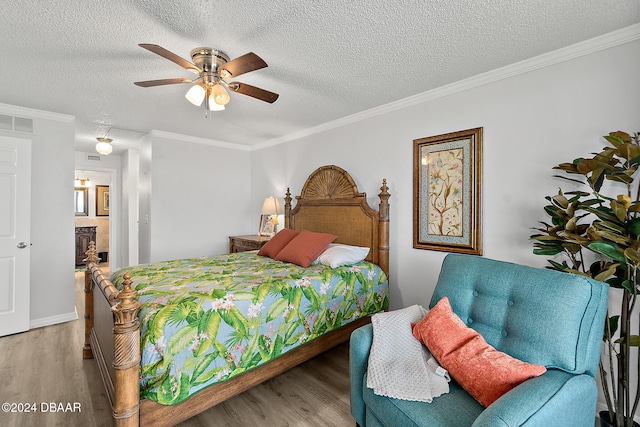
[[229, 235, 271, 253]]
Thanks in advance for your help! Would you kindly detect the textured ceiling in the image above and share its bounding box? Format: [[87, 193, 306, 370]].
[[1, 0, 639, 154]]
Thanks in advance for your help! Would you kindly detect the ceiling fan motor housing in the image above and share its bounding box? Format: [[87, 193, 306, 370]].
[[190, 48, 229, 73]]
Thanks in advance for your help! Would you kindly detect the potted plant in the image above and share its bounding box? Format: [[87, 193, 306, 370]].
[[531, 130, 640, 427]]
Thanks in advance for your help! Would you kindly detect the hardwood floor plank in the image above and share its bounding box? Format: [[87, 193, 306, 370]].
[[0, 272, 355, 427]]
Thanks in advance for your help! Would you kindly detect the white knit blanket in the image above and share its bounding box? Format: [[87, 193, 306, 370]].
[[366, 305, 450, 402]]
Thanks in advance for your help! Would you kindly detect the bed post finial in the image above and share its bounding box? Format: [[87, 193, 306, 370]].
[[378, 179, 390, 278], [85, 241, 100, 265], [112, 273, 142, 426], [284, 187, 292, 229], [83, 241, 99, 359], [378, 179, 390, 221]]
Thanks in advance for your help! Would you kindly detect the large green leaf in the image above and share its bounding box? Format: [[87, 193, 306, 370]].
[[167, 324, 199, 356], [302, 285, 320, 310], [194, 310, 221, 357], [627, 217, 640, 237], [273, 335, 285, 357], [286, 288, 303, 322], [266, 297, 288, 322], [621, 279, 636, 294], [239, 333, 260, 366], [156, 372, 191, 405], [149, 304, 176, 344], [190, 365, 228, 388], [588, 241, 626, 263], [254, 282, 271, 303], [191, 352, 219, 384], [219, 307, 248, 339]]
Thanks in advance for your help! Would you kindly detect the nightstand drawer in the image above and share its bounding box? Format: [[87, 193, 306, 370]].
[[229, 235, 271, 253]]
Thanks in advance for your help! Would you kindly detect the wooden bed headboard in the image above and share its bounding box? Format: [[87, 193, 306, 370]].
[[284, 165, 390, 275]]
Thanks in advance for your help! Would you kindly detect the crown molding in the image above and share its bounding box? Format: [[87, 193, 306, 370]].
[[149, 129, 251, 151], [253, 23, 640, 151], [0, 102, 74, 123]]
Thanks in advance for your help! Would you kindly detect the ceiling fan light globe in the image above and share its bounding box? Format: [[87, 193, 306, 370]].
[[207, 97, 225, 111], [96, 141, 113, 155], [185, 84, 206, 106], [212, 84, 231, 105]]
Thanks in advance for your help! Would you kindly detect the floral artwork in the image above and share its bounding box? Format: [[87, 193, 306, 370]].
[[426, 149, 464, 237], [413, 128, 482, 255], [110, 252, 388, 405]]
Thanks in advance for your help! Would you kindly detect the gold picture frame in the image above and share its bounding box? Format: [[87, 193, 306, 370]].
[[413, 127, 482, 255], [96, 185, 110, 217], [259, 214, 275, 237]]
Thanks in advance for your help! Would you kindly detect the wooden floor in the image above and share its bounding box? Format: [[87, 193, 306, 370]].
[[0, 270, 354, 427]]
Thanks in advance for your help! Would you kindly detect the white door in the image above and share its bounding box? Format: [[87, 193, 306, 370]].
[[0, 136, 31, 336]]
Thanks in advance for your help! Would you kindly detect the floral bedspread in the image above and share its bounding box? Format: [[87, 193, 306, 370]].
[[110, 251, 388, 405]]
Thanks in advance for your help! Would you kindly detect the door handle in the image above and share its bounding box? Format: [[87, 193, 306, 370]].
[[17, 242, 28, 249]]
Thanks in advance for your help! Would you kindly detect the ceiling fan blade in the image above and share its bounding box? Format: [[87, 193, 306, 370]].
[[220, 52, 268, 78], [134, 78, 192, 87], [229, 82, 279, 103], [139, 44, 200, 74]]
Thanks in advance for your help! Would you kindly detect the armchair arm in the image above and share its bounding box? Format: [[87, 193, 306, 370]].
[[350, 324, 374, 426], [472, 370, 597, 427]]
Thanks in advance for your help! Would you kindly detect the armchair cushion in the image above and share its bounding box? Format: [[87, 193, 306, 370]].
[[412, 296, 546, 407]]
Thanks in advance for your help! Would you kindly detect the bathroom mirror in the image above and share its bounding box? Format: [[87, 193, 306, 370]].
[[75, 187, 88, 216]]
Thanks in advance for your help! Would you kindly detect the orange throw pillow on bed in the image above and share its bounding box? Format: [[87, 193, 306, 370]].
[[275, 230, 337, 267], [412, 296, 546, 407], [257, 229, 299, 258]]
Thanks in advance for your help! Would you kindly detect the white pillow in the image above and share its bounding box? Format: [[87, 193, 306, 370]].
[[315, 244, 370, 268]]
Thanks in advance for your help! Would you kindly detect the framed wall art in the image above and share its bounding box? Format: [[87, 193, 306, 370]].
[[413, 127, 482, 255], [96, 185, 110, 217]]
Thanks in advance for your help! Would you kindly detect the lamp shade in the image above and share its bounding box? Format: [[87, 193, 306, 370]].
[[212, 84, 231, 106], [261, 197, 281, 215], [185, 84, 206, 106], [96, 138, 113, 155]]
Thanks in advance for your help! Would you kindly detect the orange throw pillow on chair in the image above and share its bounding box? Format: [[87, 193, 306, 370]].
[[412, 296, 546, 407]]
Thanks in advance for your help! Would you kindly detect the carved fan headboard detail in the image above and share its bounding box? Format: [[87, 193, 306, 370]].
[[284, 165, 390, 275]]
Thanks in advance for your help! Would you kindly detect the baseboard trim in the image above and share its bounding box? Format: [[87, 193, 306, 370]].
[[29, 308, 78, 329]]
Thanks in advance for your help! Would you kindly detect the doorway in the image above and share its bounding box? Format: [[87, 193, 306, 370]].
[[74, 169, 113, 272]]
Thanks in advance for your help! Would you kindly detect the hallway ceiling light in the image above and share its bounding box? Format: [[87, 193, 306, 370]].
[[96, 137, 113, 155]]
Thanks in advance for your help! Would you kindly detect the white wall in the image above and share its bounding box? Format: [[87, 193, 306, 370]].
[[0, 104, 76, 327], [140, 131, 253, 262], [250, 36, 640, 417], [252, 38, 640, 310], [138, 133, 152, 264], [121, 149, 140, 266]]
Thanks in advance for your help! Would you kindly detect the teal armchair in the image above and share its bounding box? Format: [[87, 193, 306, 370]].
[[350, 254, 608, 427]]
